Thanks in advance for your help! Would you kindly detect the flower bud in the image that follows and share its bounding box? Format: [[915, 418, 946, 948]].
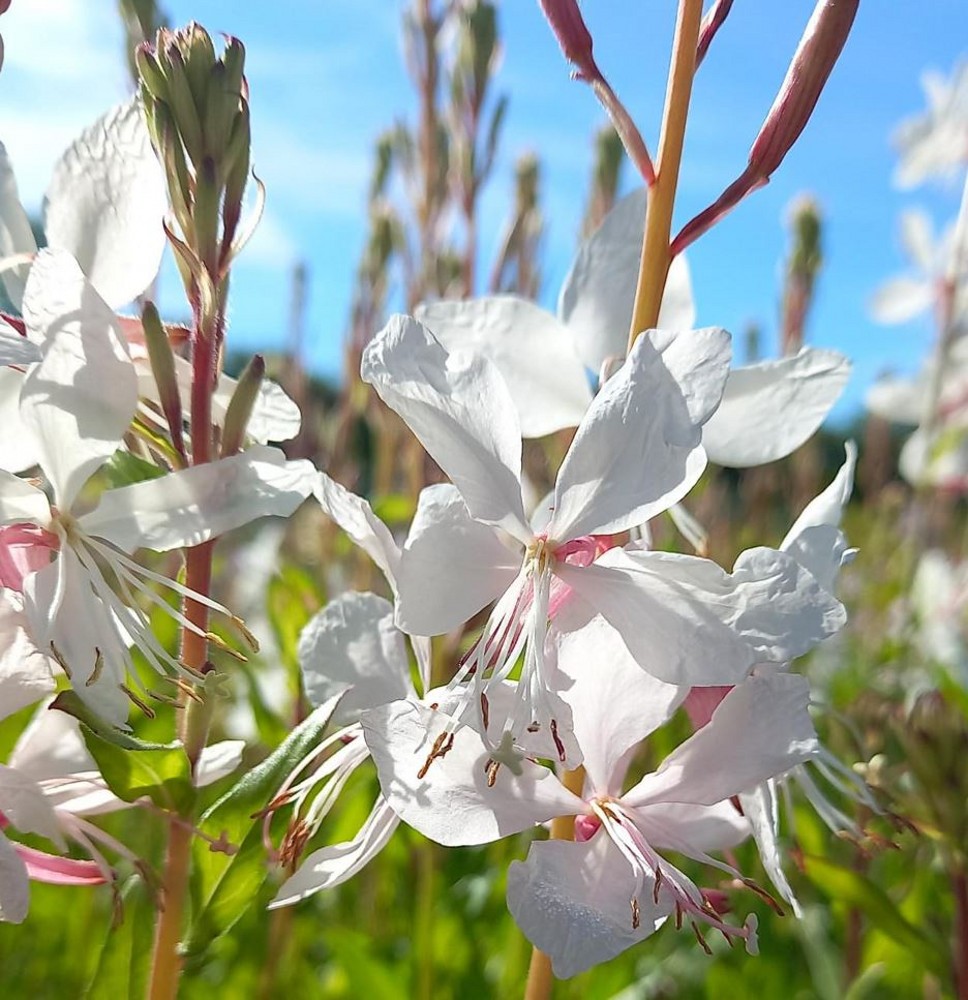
[[696, 0, 734, 69], [141, 301, 186, 462], [672, 0, 858, 255], [220, 354, 266, 457], [538, 0, 598, 81]]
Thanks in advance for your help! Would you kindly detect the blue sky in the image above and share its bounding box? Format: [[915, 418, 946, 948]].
[[1, 1, 965, 424]]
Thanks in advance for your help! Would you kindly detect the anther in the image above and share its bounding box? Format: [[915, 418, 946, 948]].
[[550, 719, 566, 762], [86, 647, 105, 687], [417, 731, 454, 779], [631, 896, 640, 929]]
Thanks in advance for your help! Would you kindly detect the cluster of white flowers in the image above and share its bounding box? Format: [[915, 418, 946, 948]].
[[0, 86, 864, 977], [266, 186, 860, 974]]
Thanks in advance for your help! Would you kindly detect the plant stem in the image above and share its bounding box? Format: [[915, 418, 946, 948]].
[[955, 866, 968, 1000], [147, 297, 219, 1000], [627, 0, 703, 351], [523, 766, 585, 1000]]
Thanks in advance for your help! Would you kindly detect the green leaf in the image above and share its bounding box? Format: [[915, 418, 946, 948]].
[[371, 492, 416, 527], [102, 450, 166, 488], [800, 854, 946, 975], [185, 695, 342, 956], [80, 726, 194, 813], [50, 690, 174, 752], [86, 876, 155, 1000]]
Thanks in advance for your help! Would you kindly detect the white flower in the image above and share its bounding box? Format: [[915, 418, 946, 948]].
[[0, 253, 314, 724], [893, 61, 968, 190], [362, 621, 818, 977]]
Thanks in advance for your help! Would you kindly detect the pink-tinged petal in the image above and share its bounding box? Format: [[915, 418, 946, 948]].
[[361, 315, 530, 542], [547, 328, 730, 541], [79, 446, 314, 552], [15, 844, 107, 886], [270, 796, 399, 906], [701, 348, 851, 468], [558, 186, 696, 370], [0, 524, 57, 592], [0, 367, 39, 474], [506, 835, 669, 979], [20, 250, 137, 511], [0, 591, 55, 721], [557, 546, 845, 686], [25, 550, 130, 727], [683, 685, 732, 731], [741, 781, 801, 917], [0, 320, 40, 366], [360, 699, 583, 847], [395, 484, 521, 636], [416, 296, 592, 437], [195, 741, 245, 787], [0, 833, 29, 923], [44, 98, 167, 309], [299, 592, 414, 723], [781, 443, 857, 592], [0, 142, 37, 312], [624, 673, 818, 809], [0, 764, 64, 847], [313, 472, 400, 592], [0, 471, 51, 527], [551, 617, 683, 792]]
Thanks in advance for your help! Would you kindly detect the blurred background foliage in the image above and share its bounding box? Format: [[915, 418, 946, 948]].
[[0, 1, 965, 997]]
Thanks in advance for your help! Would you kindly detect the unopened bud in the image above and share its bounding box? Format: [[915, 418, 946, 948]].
[[538, 0, 598, 80], [141, 302, 186, 463], [220, 354, 265, 457], [135, 43, 169, 105], [672, 0, 858, 255], [696, 0, 734, 69]]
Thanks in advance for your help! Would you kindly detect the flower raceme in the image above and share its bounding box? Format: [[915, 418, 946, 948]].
[[361, 314, 845, 764]]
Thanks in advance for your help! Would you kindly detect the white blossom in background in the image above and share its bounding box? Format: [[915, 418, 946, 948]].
[[893, 60, 968, 190]]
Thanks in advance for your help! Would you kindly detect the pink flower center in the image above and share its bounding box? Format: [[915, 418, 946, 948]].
[[0, 523, 59, 593]]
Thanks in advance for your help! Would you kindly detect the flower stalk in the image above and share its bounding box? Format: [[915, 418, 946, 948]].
[[627, 0, 704, 350]]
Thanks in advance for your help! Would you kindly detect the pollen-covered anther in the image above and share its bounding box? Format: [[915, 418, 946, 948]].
[[525, 534, 556, 576], [484, 758, 501, 787], [279, 818, 311, 869], [120, 684, 156, 718], [550, 719, 566, 762], [417, 730, 454, 779], [630, 896, 640, 929], [692, 921, 713, 956], [86, 647, 105, 687]]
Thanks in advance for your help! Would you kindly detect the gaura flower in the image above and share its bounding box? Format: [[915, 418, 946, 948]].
[[362, 314, 844, 757], [0, 251, 314, 725], [362, 617, 819, 977]]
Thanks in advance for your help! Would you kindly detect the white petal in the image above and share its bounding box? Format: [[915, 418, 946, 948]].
[[0, 322, 40, 366], [8, 703, 94, 780], [0, 592, 55, 722], [558, 186, 696, 370], [547, 328, 730, 540], [551, 616, 683, 792], [0, 764, 64, 847], [270, 796, 399, 906], [79, 447, 313, 552], [0, 834, 29, 923], [507, 835, 668, 979], [0, 472, 50, 526], [212, 375, 301, 444], [416, 296, 592, 437], [900, 427, 968, 489], [361, 698, 583, 846], [557, 546, 845, 685], [624, 673, 818, 808], [899, 210, 935, 272], [395, 483, 520, 636], [638, 800, 750, 854], [44, 98, 167, 308], [313, 472, 400, 592], [865, 374, 925, 425], [869, 276, 933, 324], [299, 592, 413, 723], [741, 782, 801, 917], [781, 443, 857, 592], [0, 143, 37, 312], [701, 348, 851, 468], [361, 315, 530, 541], [195, 741, 246, 787], [25, 551, 130, 727], [20, 250, 136, 510], [0, 368, 38, 473]]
